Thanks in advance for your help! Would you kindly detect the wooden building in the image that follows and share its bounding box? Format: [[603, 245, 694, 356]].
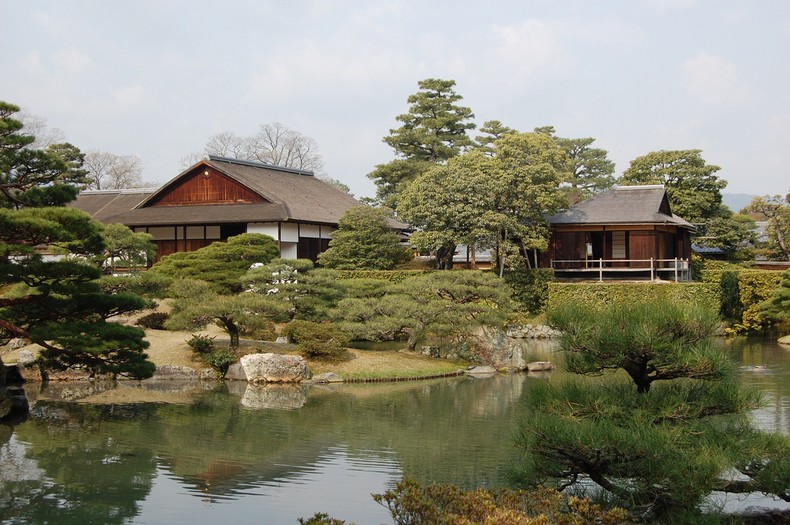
[[71, 156, 396, 262], [545, 185, 695, 281]]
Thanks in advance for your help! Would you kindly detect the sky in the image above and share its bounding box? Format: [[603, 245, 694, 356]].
[[1, 0, 789, 200]]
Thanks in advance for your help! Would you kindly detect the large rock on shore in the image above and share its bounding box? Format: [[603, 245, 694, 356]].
[[778, 335, 790, 346], [240, 353, 310, 384]]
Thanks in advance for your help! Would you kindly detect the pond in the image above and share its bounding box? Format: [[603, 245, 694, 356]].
[[1, 337, 788, 524]]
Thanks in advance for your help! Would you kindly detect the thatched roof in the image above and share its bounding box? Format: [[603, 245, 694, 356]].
[[547, 185, 694, 230]]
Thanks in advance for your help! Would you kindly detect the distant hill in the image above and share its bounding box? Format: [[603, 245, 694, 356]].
[[722, 193, 756, 213]]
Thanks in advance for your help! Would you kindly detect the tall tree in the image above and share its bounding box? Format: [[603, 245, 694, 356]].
[[620, 149, 725, 225], [368, 78, 476, 208], [534, 126, 615, 202], [0, 101, 153, 379], [744, 192, 790, 261], [186, 122, 325, 173], [398, 132, 566, 273], [0, 102, 88, 209], [83, 150, 144, 190]]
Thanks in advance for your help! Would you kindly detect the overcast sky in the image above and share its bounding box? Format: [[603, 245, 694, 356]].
[[2, 0, 788, 199]]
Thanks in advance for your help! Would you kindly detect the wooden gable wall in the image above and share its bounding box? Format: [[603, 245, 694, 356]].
[[146, 166, 267, 207]]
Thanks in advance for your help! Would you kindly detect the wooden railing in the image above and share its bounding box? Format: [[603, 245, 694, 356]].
[[550, 258, 691, 282]]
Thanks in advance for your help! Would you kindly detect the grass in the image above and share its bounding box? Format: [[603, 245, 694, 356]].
[[250, 343, 467, 381]]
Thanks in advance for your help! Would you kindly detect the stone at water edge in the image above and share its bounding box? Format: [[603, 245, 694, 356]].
[[526, 361, 555, 372], [240, 353, 310, 384], [466, 365, 497, 377], [310, 372, 344, 383], [778, 335, 790, 346], [225, 363, 247, 381]]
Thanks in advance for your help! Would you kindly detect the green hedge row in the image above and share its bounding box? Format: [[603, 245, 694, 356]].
[[701, 269, 783, 332], [547, 282, 720, 312]]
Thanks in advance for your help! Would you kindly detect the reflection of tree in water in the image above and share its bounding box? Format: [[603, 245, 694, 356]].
[[3, 404, 158, 525], [5, 374, 539, 515]]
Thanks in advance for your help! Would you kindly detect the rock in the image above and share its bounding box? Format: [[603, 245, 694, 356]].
[[310, 372, 343, 383], [778, 335, 790, 346], [10, 338, 30, 350], [17, 350, 36, 367], [466, 365, 497, 377], [224, 363, 248, 381], [44, 369, 96, 381], [0, 386, 29, 424], [199, 368, 217, 380], [148, 365, 198, 380], [240, 353, 310, 384], [275, 336, 289, 344], [527, 361, 556, 372], [241, 384, 307, 410], [472, 327, 527, 370], [420, 346, 440, 357]]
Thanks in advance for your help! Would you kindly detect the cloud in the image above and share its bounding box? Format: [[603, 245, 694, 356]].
[[491, 19, 569, 86], [52, 49, 95, 72], [681, 52, 752, 106]]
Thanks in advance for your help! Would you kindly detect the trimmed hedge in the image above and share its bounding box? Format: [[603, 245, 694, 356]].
[[701, 269, 784, 332], [547, 282, 720, 312]]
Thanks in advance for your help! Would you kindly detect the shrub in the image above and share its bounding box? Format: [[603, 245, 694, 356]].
[[282, 320, 348, 361], [136, 311, 170, 330], [548, 282, 719, 313], [205, 348, 236, 377], [372, 478, 632, 525], [502, 268, 554, 314], [186, 333, 216, 354], [98, 272, 173, 299]]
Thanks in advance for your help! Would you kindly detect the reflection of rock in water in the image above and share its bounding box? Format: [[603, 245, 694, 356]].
[[519, 338, 561, 361], [469, 374, 526, 417], [241, 384, 307, 410]]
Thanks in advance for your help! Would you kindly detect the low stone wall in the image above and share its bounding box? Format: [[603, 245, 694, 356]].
[[506, 324, 561, 339]]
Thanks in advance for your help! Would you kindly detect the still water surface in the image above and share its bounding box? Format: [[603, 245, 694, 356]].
[[1, 337, 788, 524]]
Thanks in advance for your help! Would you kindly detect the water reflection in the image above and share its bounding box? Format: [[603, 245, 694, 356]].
[[1, 336, 787, 524]]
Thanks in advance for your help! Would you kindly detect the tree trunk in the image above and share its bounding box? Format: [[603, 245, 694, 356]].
[[221, 318, 240, 349]]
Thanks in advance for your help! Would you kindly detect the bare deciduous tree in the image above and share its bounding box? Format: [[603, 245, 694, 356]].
[[83, 150, 144, 190], [186, 122, 325, 175]]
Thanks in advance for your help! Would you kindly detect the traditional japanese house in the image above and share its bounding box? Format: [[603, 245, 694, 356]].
[[545, 185, 695, 281], [71, 156, 399, 263]]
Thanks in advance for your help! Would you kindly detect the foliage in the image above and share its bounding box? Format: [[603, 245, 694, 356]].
[[150, 233, 279, 293], [620, 149, 726, 225], [98, 271, 173, 299], [744, 193, 790, 261], [701, 269, 783, 332], [547, 300, 724, 393], [241, 257, 314, 306], [94, 223, 156, 272], [547, 282, 720, 313], [535, 126, 615, 202], [398, 132, 566, 272], [135, 311, 169, 330], [185, 333, 216, 354], [515, 299, 790, 519], [166, 278, 289, 349], [0, 101, 88, 209], [700, 206, 757, 261], [317, 206, 412, 270], [474, 119, 517, 155], [502, 269, 554, 314], [332, 271, 513, 350], [368, 78, 476, 208], [371, 478, 632, 525], [0, 206, 153, 379], [205, 348, 236, 377], [298, 513, 346, 525], [761, 268, 790, 323], [281, 320, 348, 361], [290, 269, 349, 321], [333, 269, 434, 283]]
